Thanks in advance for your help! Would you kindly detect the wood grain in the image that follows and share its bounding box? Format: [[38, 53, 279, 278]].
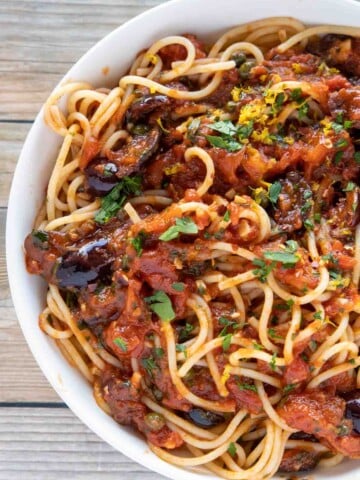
[[0, 0, 166, 120], [0, 407, 165, 480]]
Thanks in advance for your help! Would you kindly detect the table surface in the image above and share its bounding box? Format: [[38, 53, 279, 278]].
[[0, 1, 169, 479]]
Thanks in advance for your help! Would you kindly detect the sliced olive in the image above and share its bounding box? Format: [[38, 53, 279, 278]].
[[341, 389, 360, 434], [107, 127, 161, 178], [184, 408, 224, 429], [127, 94, 171, 122], [56, 238, 112, 288], [278, 449, 319, 473], [289, 431, 318, 442], [85, 158, 119, 196]]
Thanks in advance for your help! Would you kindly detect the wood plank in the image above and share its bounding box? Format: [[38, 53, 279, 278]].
[[0, 0, 167, 120], [0, 208, 61, 402], [0, 122, 32, 208], [0, 407, 166, 480]]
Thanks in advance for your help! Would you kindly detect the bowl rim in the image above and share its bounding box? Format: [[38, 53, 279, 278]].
[[6, 0, 360, 479]]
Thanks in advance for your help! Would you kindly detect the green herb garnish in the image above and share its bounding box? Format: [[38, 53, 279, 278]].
[[95, 175, 142, 224], [113, 337, 128, 352], [159, 217, 198, 241], [145, 290, 175, 322]]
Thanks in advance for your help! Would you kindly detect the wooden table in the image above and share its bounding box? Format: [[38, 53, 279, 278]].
[[0, 1, 168, 478]]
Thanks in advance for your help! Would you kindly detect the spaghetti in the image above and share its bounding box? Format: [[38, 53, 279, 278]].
[[24, 16, 360, 479]]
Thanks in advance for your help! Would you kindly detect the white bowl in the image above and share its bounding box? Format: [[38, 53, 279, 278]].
[[6, 0, 360, 478]]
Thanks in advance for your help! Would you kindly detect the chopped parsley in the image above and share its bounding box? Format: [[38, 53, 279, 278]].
[[252, 258, 275, 282], [179, 323, 194, 342], [268, 328, 283, 340], [223, 210, 230, 222], [206, 120, 253, 152], [159, 217, 198, 241], [227, 442, 237, 458], [334, 151, 344, 165], [263, 251, 299, 265], [219, 316, 241, 336], [283, 383, 296, 394], [237, 382, 258, 392], [303, 218, 314, 231], [285, 240, 298, 253], [131, 230, 147, 256], [222, 334, 232, 352], [113, 337, 128, 352], [268, 181, 282, 205], [95, 175, 142, 224], [355, 152, 360, 164], [343, 181, 356, 192], [270, 353, 277, 371], [141, 356, 158, 377], [298, 102, 309, 119], [153, 347, 164, 358], [335, 138, 348, 149], [32, 230, 48, 243], [290, 88, 303, 103], [206, 135, 242, 152], [145, 290, 175, 322], [176, 344, 188, 358], [172, 282, 185, 292], [253, 342, 264, 351], [313, 311, 323, 320]]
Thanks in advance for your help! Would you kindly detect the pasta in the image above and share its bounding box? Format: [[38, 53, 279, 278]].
[[24, 16, 360, 478]]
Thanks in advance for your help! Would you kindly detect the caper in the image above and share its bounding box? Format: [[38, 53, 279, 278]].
[[231, 52, 247, 67], [225, 101, 237, 113], [239, 60, 256, 79], [144, 412, 165, 431], [132, 123, 150, 135]]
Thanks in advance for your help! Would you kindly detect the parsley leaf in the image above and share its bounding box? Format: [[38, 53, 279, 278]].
[[141, 356, 158, 377], [268, 181, 281, 205], [145, 290, 175, 322], [206, 135, 242, 152], [283, 383, 296, 394], [227, 442, 236, 457], [270, 352, 277, 371], [159, 217, 198, 241], [113, 337, 128, 352], [131, 230, 147, 256], [222, 334, 232, 352], [268, 328, 283, 340], [263, 251, 299, 265], [223, 210, 230, 222], [32, 230, 48, 243], [343, 181, 356, 192], [219, 316, 241, 336], [303, 218, 314, 231], [209, 120, 238, 136], [252, 258, 275, 282], [95, 175, 142, 224], [335, 138, 348, 148], [237, 382, 258, 392], [172, 282, 185, 292], [176, 344, 188, 358], [179, 323, 194, 342], [285, 240, 298, 253], [290, 88, 303, 103]]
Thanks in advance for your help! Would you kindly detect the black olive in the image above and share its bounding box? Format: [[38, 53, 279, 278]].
[[56, 238, 112, 288], [289, 431, 318, 442], [85, 157, 119, 196], [341, 389, 360, 434], [238, 60, 256, 79], [127, 94, 171, 122], [184, 408, 224, 429], [107, 127, 161, 179]]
